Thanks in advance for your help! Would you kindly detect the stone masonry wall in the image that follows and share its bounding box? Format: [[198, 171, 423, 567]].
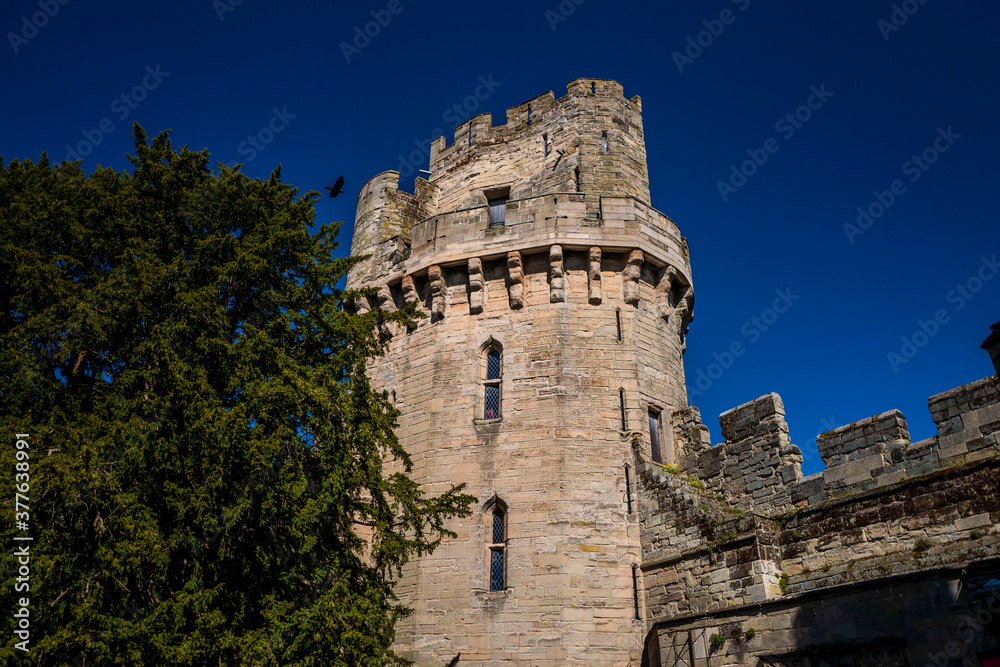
[[347, 79, 696, 666], [672, 375, 1000, 515], [641, 373, 1000, 667]]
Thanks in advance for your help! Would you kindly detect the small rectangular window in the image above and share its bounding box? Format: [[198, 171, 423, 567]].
[[616, 310, 622, 342], [490, 549, 504, 590], [649, 410, 662, 463], [602, 131, 608, 153], [488, 197, 507, 228], [485, 386, 500, 419]]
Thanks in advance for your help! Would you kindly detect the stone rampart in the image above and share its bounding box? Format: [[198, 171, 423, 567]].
[[672, 375, 1000, 515]]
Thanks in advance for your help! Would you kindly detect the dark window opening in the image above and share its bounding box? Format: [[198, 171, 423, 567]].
[[632, 566, 640, 619], [620, 388, 627, 431], [574, 167, 581, 192], [544, 133, 549, 157], [625, 465, 633, 514], [591, 81, 596, 94], [616, 309, 622, 341], [602, 131, 608, 153], [649, 410, 662, 463]]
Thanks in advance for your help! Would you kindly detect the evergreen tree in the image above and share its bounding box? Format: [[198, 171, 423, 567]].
[[0, 125, 474, 666]]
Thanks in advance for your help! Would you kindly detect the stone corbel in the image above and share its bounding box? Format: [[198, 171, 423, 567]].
[[377, 285, 396, 312], [549, 245, 566, 303], [468, 257, 485, 314], [401, 275, 419, 306], [428, 265, 446, 321], [623, 249, 643, 305], [507, 251, 526, 309], [588, 247, 602, 304], [656, 266, 676, 322]]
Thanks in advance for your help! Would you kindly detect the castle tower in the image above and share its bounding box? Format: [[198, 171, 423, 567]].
[[347, 78, 695, 666]]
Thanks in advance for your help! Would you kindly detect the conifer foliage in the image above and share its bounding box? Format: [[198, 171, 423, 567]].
[[0, 126, 474, 666]]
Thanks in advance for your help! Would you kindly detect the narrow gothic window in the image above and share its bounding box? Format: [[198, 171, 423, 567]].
[[620, 388, 627, 431], [489, 506, 506, 591], [484, 347, 502, 419], [544, 133, 549, 157], [616, 309, 622, 342], [625, 464, 633, 514], [602, 131, 609, 153], [649, 409, 662, 463], [574, 167, 581, 192]]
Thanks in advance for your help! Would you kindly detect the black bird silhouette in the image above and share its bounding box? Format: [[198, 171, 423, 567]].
[[445, 654, 461, 667], [324, 176, 345, 198]]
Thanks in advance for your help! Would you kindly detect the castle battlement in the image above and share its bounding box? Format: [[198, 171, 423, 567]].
[[345, 78, 1000, 667], [664, 374, 1000, 516]]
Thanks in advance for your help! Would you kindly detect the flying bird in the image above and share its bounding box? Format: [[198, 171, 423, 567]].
[[324, 176, 345, 198], [445, 655, 461, 667]]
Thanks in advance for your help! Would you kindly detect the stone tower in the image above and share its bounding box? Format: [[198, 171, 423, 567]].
[[346, 78, 695, 666]]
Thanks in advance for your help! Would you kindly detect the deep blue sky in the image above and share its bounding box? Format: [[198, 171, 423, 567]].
[[4, 0, 998, 475]]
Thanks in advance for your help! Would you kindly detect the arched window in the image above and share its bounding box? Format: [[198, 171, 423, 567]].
[[485, 501, 507, 592], [484, 346, 502, 420]]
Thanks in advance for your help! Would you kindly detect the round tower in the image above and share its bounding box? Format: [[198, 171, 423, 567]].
[[347, 78, 695, 666]]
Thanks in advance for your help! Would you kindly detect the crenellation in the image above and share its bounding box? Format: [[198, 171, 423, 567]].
[[346, 78, 1000, 667]]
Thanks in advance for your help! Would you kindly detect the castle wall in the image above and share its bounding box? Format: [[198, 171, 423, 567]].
[[637, 452, 1000, 667], [346, 75, 1000, 667], [638, 374, 1000, 666], [347, 79, 694, 666], [372, 256, 687, 665]]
